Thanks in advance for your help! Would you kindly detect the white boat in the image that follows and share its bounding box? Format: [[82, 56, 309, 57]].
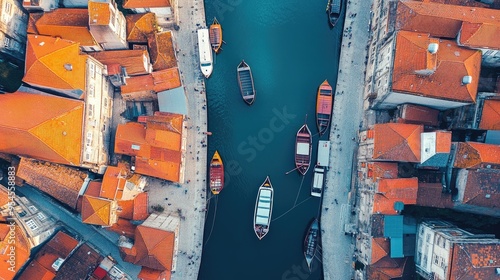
[[197, 28, 213, 78], [317, 140, 330, 169], [253, 176, 274, 240], [311, 167, 324, 197]]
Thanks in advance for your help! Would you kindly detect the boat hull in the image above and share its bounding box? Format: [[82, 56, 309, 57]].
[[197, 29, 213, 78], [253, 176, 273, 240], [237, 60, 256, 105], [209, 151, 224, 195], [209, 18, 222, 53], [295, 124, 312, 175], [327, 0, 342, 27], [304, 218, 320, 271], [316, 80, 333, 136]]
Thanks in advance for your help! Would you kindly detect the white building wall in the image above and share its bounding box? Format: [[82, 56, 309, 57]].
[[416, 223, 437, 277]]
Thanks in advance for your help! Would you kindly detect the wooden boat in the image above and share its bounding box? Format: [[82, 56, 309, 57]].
[[209, 150, 224, 195], [295, 118, 312, 175], [316, 80, 333, 136], [253, 176, 274, 240], [237, 60, 256, 105], [209, 17, 222, 53], [326, 0, 342, 27], [304, 218, 320, 271]]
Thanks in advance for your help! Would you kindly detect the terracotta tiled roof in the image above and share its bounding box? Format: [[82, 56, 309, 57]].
[[55, 243, 103, 280], [101, 166, 128, 200], [416, 0, 489, 7], [118, 192, 149, 220], [16, 157, 87, 209], [368, 258, 408, 280], [371, 214, 386, 238], [148, 31, 177, 71], [120, 68, 181, 98], [90, 49, 152, 76], [0, 93, 84, 166], [27, 12, 43, 34], [435, 131, 451, 153], [81, 195, 113, 226], [89, 1, 111, 26], [450, 242, 500, 279], [372, 123, 423, 162], [24, 35, 87, 94], [108, 218, 136, 239], [126, 13, 157, 43], [85, 181, 103, 197], [416, 183, 453, 208], [392, 31, 481, 103], [396, 1, 500, 38], [459, 22, 500, 49], [479, 99, 500, 130], [0, 223, 30, 280], [453, 142, 500, 169], [138, 267, 171, 280], [133, 225, 175, 271], [374, 178, 418, 214], [33, 9, 98, 47], [460, 169, 500, 208], [0, 184, 10, 207], [123, 0, 170, 9], [396, 104, 440, 126], [115, 113, 184, 182], [367, 162, 399, 181], [18, 260, 56, 280], [371, 237, 390, 265]]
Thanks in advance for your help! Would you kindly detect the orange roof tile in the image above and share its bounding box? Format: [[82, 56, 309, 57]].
[[454, 142, 500, 169], [374, 178, 418, 214], [461, 169, 500, 208], [120, 68, 181, 97], [90, 49, 151, 76], [396, 1, 500, 38], [397, 104, 440, 126], [115, 122, 149, 157], [101, 166, 128, 200], [18, 260, 56, 280], [459, 22, 500, 49], [118, 192, 149, 220], [367, 162, 399, 181], [108, 218, 137, 239], [123, 0, 170, 9], [416, 183, 453, 208], [89, 1, 111, 26], [0, 223, 30, 280], [138, 267, 171, 280], [373, 123, 423, 162], [81, 195, 113, 226], [135, 157, 181, 182], [56, 243, 103, 280], [148, 32, 177, 71], [16, 157, 86, 209], [24, 35, 88, 94], [133, 225, 175, 271], [0, 92, 84, 165], [479, 99, 500, 130], [0, 184, 10, 207], [33, 9, 98, 47], [392, 31, 481, 103], [435, 131, 452, 153], [417, 0, 489, 7], [126, 13, 157, 43], [450, 242, 500, 279], [371, 238, 390, 265], [27, 12, 43, 34], [85, 181, 103, 197]]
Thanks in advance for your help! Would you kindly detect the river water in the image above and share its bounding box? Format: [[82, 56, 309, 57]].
[[199, 1, 342, 279]]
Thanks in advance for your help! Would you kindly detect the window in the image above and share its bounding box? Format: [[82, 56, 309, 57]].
[[434, 254, 439, 265], [26, 219, 38, 231], [3, 37, 10, 48], [88, 84, 95, 97], [426, 233, 431, 243], [37, 212, 46, 221], [89, 62, 95, 78], [28, 205, 37, 212], [5, 2, 12, 15]]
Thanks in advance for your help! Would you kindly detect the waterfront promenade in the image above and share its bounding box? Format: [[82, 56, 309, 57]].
[[321, 0, 373, 279]]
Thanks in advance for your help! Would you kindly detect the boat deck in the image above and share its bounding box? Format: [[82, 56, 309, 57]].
[[238, 69, 254, 98], [209, 27, 221, 46]]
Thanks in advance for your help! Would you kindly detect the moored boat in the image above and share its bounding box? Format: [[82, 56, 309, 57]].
[[311, 167, 324, 197], [237, 60, 256, 105], [209, 17, 223, 53], [304, 218, 320, 271], [197, 28, 213, 78], [295, 118, 312, 175], [326, 0, 342, 27], [316, 80, 333, 136], [209, 150, 224, 195], [253, 176, 274, 240]]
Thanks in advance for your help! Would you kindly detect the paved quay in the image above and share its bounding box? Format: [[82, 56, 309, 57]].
[[321, 0, 374, 279]]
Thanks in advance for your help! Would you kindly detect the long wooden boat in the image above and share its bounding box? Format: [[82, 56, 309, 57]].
[[326, 0, 342, 27], [253, 176, 273, 240], [304, 218, 320, 271], [209, 150, 224, 195], [316, 79, 333, 136], [197, 28, 213, 78], [209, 17, 222, 53], [237, 60, 256, 105], [295, 119, 312, 176]]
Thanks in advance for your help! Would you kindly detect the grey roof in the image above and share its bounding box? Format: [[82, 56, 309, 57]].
[[158, 87, 188, 115]]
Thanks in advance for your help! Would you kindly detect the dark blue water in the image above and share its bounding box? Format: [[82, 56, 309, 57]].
[[200, 1, 342, 279]]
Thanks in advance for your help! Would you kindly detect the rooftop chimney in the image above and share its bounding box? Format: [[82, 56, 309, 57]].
[[462, 75, 472, 85]]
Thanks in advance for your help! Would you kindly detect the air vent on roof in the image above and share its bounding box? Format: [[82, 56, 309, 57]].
[[64, 63, 73, 71], [52, 258, 64, 271], [486, 194, 491, 199], [39, 41, 45, 46], [428, 43, 439, 54], [462, 76, 472, 85], [496, 267, 500, 275]]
